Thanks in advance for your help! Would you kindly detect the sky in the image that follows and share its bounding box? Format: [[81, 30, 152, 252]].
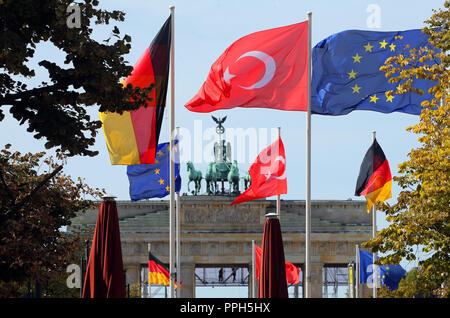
[[0, 0, 445, 296]]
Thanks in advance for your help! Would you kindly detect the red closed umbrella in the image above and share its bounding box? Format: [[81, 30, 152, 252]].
[[259, 213, 288, 298], [82, 196, 125, 298]]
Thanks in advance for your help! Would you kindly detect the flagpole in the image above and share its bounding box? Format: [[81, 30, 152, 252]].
[[372, 131, 377, 299], [305, 11, 312, 299], [176, 126, 181, 298], [252, 240, 256, 298], [355, 244, 359, 298], [148, 243, 152, 298], [277, 127, 281, 219], [169, 4, 176, 299]]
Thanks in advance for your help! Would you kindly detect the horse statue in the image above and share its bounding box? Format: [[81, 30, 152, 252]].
[[227, 160, 240, 195], [205, 162, 218, 195], [244, 171, 251, 190], [187, 161, 202, 195]]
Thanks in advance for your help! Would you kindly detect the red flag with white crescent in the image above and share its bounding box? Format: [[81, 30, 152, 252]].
[[185, 21, 308, 112], [254, 244, 300, 284], [231, 137, 287, 205]]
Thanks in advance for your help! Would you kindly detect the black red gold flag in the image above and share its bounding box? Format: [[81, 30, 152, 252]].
[[355, 138, 392, 212], [100, 16, 171, 165], [148, 251, 181, 289]]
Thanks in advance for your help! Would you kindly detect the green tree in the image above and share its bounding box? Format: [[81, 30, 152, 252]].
[[378, 268, 427, 298], [0, 0, 153, 157], [365, 1, 449, 298], [0, 144, 104, 297]]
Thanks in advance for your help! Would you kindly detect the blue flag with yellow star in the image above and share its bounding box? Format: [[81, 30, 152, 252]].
[[311, 29, 436, 115], [127, 140, 181, 201], [359, 249, 406, 291]]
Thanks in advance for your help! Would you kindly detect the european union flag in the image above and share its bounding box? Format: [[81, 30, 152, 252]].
[[127, 140, 181, 201], [359, 249, 406, 291], [311, 29, 436, 115]]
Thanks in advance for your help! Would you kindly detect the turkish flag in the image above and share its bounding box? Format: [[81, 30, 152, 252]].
[[185, 21, 308, 112], [254, 244, 300, 285], [231, 137, 287, 205]]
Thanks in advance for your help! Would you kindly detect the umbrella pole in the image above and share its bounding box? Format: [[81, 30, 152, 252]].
[[168, 5, 176, 299]]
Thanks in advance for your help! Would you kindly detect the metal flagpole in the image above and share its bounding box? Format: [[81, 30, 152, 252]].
[[176, 126, 181, 298], [176, 191, 181, 298], [147, 243, 152, 298], [305, 11, 312, 299], [252, 240, 256, 298], [169, 5, 176, 299], [277, 127, 281, 219], [371, 131, 377, 298], [355, 244, 359, 298]]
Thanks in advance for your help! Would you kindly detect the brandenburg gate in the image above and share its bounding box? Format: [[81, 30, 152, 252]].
[[69, 117, 372, 297], [68, 196, 371, 297]]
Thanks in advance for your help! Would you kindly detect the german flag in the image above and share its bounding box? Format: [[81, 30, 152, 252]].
[[148, 251, 181, 289], [100, 16, 171, 165], [355, 138, 392, 212]]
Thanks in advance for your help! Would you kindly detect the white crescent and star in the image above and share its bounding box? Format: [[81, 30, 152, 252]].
[[224, 51, 276, 90], [264, 155, 286, 180]]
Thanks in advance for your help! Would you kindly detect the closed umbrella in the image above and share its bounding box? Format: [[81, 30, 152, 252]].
[[259, 213, 288, 298], [82, 196, 125, 298]]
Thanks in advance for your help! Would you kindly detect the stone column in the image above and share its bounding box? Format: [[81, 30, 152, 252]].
[[310, 262, 323, 298], [124, 265, 140, 286], [180, 263, 195, 298]]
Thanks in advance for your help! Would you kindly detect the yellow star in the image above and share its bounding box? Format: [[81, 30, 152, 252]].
[[155, 159, 159, 164], [158, 178, 164, 185], [364, 42, 374, 52], [166, 145, 178, 152], [154, 168, 160, 175], [385, 93, 395, 103], [165, 186, 170, 192], [157, 150, 164, 157], [369, 94, 379, 103], [352, 53, 362, 63], [389, 43, 396, 52], [379, 39, 388, 49], [347, 69, 357, 79], [352, 84, 361, 94]]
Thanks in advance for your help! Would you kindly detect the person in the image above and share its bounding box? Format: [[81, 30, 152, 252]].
[[231, 268, 236, 282]]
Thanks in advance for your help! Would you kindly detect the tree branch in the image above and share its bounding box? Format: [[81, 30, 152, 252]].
[[0, 167, 14, 201], [2, 165, 64, 220]]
